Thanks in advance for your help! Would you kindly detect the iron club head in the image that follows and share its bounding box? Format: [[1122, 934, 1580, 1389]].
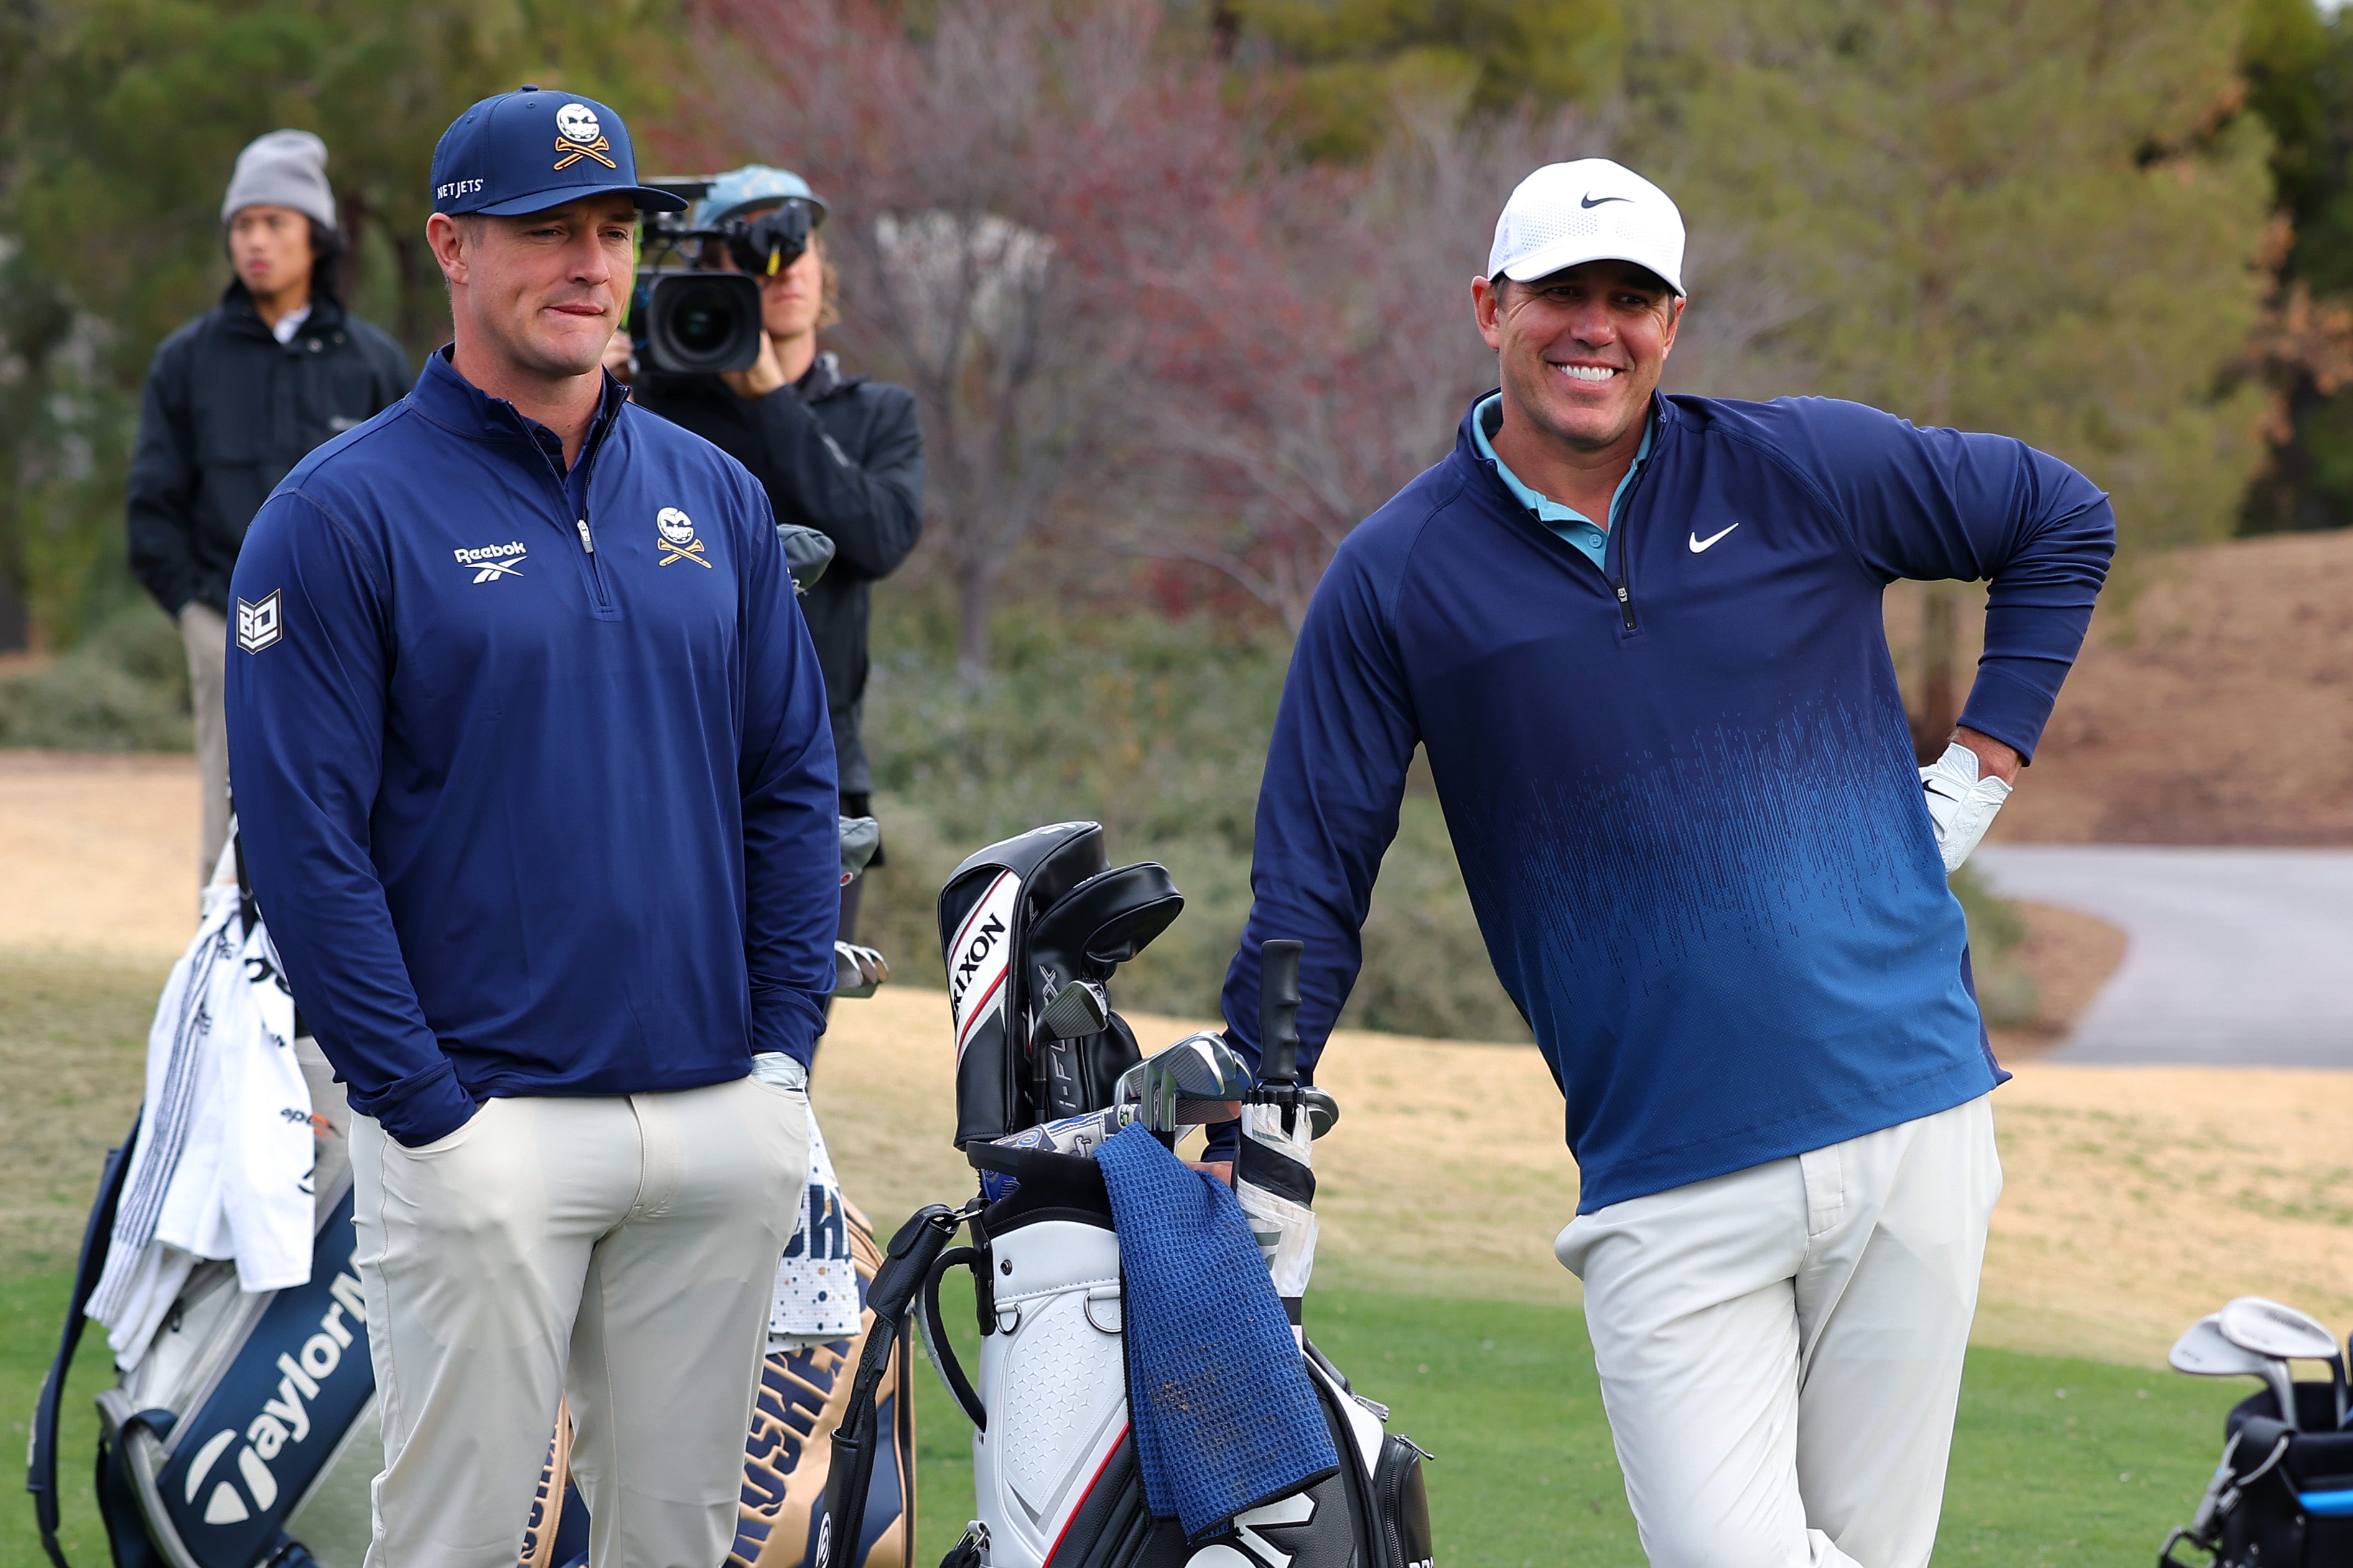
[[2173, 1314, 2302, 1429], [2220, 1297, 2346, 1427], [1119, 1031, 1253, 1133]]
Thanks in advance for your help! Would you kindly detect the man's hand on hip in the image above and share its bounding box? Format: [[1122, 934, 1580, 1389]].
[[1950, 726, 2020, 786], [1921, 727, 2018, 873]]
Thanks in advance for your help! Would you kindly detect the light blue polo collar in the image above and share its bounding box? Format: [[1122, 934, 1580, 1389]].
[[1472, 393, 1652, 573]]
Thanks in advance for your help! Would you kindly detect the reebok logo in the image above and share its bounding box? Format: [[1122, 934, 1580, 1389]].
[[454, 542, 527, 583], [1689, 523, 1740, 554]]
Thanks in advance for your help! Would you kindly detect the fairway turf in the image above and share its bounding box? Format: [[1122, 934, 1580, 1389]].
[[2, 1266, 2253, 1566], [0, 956, 2265, 1564], [908, 1273, 2245, 1567]]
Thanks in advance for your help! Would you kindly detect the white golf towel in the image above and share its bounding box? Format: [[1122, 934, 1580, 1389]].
[[86, 879, 316, 1368]]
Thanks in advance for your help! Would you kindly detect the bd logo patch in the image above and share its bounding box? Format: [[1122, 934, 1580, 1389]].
[[656, 507, 711, 568], [236, 591, 282, 654]]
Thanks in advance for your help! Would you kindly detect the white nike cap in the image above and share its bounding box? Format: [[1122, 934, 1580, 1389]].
[[1487, 159, 1686, 296]]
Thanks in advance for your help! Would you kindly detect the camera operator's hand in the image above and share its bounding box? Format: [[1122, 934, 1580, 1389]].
[[720, 328, 790, 401], [602, 330, 636, 386]]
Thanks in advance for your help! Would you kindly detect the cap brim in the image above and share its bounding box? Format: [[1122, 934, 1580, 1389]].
[[1499, 239, 1682, 296], [468, 183, 689, 216]]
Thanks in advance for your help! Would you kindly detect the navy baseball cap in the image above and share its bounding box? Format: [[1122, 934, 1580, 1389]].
[[430, 86, 688, 217]]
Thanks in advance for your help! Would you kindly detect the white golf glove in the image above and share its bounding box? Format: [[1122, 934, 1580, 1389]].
[[1919, 741, 2011, 873]]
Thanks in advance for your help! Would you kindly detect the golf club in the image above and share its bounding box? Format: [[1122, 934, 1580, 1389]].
[[1116, 1028, 1253, 1133], [2219, 1296, 2347, 1427], [2172, 1314, 2301, 1429], [1037, 977, 1110, 1040]]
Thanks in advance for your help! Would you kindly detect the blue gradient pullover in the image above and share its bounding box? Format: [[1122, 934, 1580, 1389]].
[[226, 352, 839, 1147], [1219, 392, 2113, 1211]]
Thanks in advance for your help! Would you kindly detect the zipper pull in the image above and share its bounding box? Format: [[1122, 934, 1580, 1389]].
[[575, 519, 594, 554], [1614, 580, 1636, 629]]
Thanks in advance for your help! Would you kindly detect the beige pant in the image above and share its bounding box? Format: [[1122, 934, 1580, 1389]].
[[1556, 1094, 2002, 1568], [350, 1077, 811, 1568], [179, 603, 230, 888]]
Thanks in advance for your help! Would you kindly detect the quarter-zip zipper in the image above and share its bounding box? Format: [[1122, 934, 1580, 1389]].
[[1606, 424, 1659, 631], [527, 405, 618, 609]]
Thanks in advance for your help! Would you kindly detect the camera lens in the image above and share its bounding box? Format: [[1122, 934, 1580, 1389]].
[[671, 282, 731, 354], [640, 271, 764, 374]]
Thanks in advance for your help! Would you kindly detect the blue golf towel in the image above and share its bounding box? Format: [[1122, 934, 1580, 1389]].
[[1094, 1121, 1340, 1538]]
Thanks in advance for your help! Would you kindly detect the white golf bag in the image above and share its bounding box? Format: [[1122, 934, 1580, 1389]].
[[811, 830, 1435, 1568], [29, 813, 902, 1568]]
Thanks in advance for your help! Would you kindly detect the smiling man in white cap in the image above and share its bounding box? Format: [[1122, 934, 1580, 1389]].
[[1212, 159, 2116, 1566]]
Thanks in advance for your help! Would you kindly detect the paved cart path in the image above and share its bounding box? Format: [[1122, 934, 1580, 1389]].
[[1973, 845, 2353, 1068]]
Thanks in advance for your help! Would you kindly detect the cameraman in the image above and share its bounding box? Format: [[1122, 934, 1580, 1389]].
[[619, 167, 923, 947]]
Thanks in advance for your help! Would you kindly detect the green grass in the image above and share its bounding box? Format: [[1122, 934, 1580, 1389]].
[[6, 1268, 114, 1568], [4, 1268, 2247, 1568], [911, 1278, 2245, 1567]]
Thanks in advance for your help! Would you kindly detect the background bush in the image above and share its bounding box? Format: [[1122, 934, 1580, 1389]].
[[0, 605, 189, 751], [854, 592, 2038, 1042], [0, 588, 2038, 1045], [854, 593, 1532, 1040]]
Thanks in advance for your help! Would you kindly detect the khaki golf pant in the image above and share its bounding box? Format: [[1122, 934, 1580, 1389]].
[[1556, 1093, 2001, 1568], [350, 1077, 811, 1568], [179, 603, 230, 889]]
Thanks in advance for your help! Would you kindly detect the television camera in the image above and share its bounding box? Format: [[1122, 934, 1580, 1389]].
[[628, 179, 818, 375]]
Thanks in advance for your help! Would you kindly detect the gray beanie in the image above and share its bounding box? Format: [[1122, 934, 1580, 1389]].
[[221, 129, 336, 230]]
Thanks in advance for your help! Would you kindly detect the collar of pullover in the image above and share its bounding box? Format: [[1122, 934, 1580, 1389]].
[[413, 345, 628, 454], [1451, 387, 1675, 488]]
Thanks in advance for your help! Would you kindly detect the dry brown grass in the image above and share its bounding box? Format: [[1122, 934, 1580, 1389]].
[[1976, 529, 2353, 847], [1, 756, 2335, 1369], [0, 751, 203, 959], [818, 988, 2353, 1368]]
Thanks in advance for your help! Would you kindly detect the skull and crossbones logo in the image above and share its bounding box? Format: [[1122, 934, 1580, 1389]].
[[552, 103, 617, 171], [656, 508, 711, 567]]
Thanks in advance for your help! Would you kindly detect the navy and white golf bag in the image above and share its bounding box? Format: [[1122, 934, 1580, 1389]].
[[813, 826, 1435, 1568], [28, 815, 908, 1568]]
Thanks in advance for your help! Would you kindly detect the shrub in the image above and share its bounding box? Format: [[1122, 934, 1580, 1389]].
[[857, 599, 2042, 1047], [857, 604, 1527, 1039], [0, 605, 191, 751]]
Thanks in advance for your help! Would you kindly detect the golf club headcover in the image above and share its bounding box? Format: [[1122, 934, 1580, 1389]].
[[976, 1106, 1130, 1203], [838, 815, 880, 884], [1093, 1123, 1338, 1538]]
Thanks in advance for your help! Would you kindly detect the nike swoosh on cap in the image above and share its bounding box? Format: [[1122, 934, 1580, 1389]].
[[1689, 524, 1740, 553], [1580, 193, 1633, 208]]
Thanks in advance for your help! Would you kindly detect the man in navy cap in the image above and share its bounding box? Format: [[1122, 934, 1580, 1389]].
[[226, 88, 834, 1568]]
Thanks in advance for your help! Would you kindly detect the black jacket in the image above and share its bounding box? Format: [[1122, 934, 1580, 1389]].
[[635, 353, 923, 791], [127, 282, 410, 617]]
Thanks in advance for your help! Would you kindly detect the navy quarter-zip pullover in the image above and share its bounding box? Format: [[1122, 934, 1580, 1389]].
[[226, 350, 839, 1146], [1219, 392, 2114, 1211]]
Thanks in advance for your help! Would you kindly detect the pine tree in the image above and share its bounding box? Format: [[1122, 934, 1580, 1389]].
[[1631, 0, 2275, 740], [2238, 0, 2353, 534], [0, 0, 683, 644], [1233, 0, 1625, 160]]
